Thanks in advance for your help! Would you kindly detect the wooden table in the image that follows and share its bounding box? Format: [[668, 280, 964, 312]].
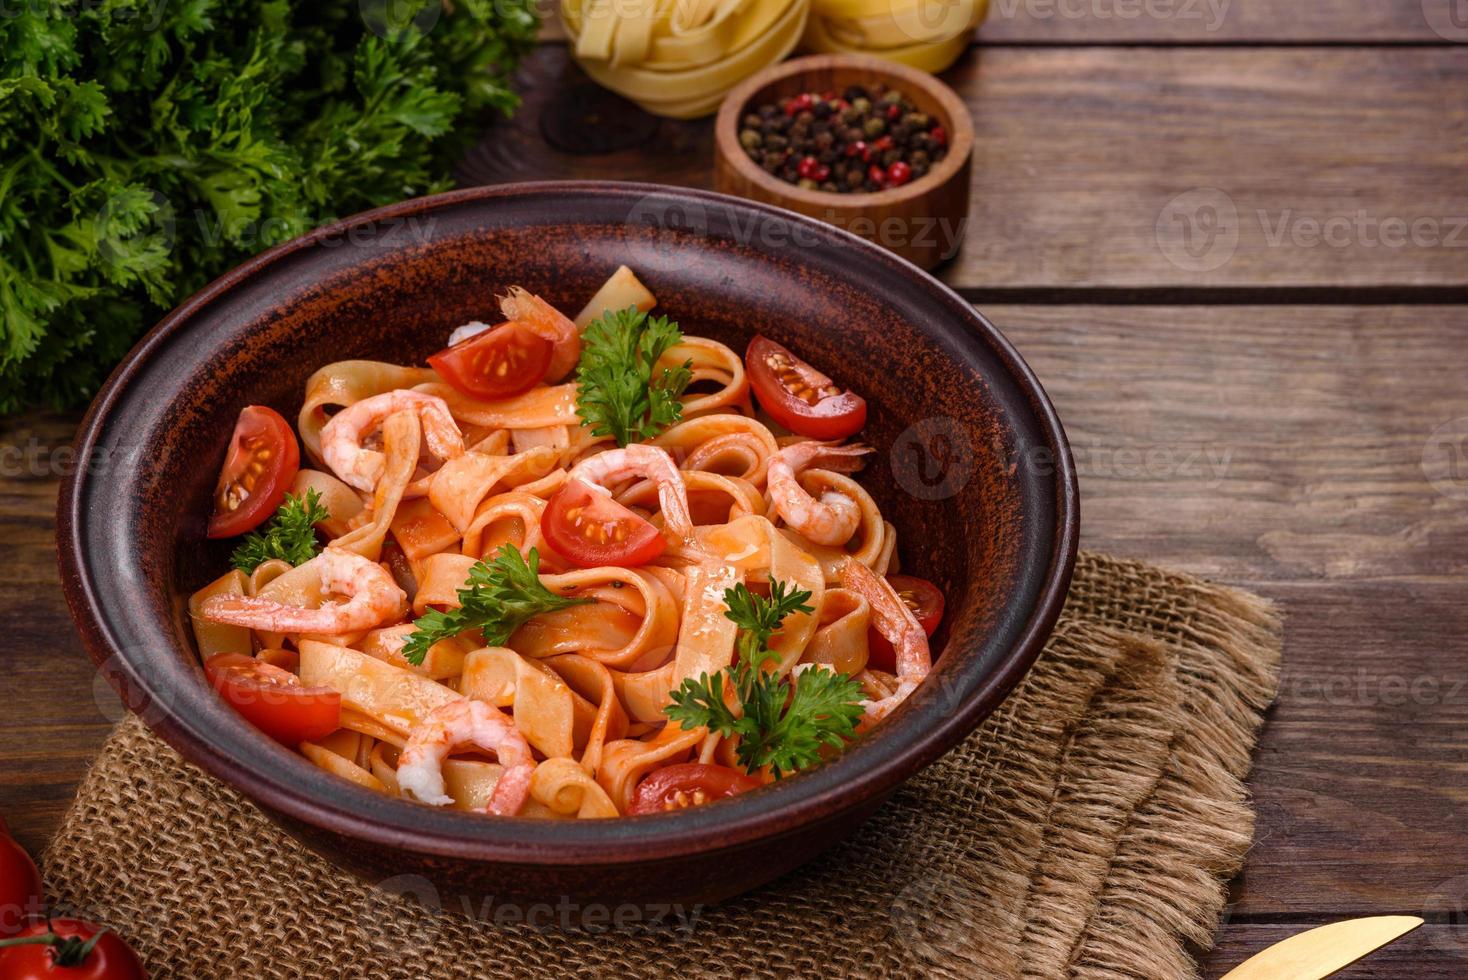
[[4, 8, 1466, 976]]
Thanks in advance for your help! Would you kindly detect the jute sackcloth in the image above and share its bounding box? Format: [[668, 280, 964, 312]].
[[41, 551, 1281, 978]]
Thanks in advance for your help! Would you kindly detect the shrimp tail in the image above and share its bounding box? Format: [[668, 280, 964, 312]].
[[841, 559, 931, 721], [486, 762, 535, 816], [501, 286, 581, 383]]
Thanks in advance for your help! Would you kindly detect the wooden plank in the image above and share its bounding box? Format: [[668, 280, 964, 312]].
[[986, 305, 1468, 924], [1216, 580, 1468, 916], [988, 305, 1468, 582], [979, 0, 1467, 43], [461, 47, 1468, 292], [0, 411, 114, 857]]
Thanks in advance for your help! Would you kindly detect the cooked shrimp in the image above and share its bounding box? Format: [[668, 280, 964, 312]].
[[501, 286, 581, 383], [568, 444, 696, 542], [768, 442, 873, 547], [200, 548, 407, 634], [320, 390, 465, 492], [397, 699, 535, 816], [841, 559, 932, 723]]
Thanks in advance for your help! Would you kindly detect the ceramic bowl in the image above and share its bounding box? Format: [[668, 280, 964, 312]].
[[58, 182, 1076, 910]]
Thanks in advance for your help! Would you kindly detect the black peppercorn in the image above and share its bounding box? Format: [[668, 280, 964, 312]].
[[739, 84, 951, 194]]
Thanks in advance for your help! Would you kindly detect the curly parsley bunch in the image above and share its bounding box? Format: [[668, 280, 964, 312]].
[[0, 0, 538, 414]]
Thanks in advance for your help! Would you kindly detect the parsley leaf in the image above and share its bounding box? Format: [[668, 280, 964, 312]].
[[665, 579, 866, 778], [401, 546, 588, 665], [1, 4, 540, 415], [230, 490, 330, 574], [574, 306, 693, 446]]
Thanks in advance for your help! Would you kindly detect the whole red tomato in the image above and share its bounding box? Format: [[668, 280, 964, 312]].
[[0, 835, 43, 937], [0, 920, 146, 980]]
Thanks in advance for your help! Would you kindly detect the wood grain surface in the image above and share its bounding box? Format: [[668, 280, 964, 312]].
[[6, 27, 1468, 980], [978, 0, 1468, 43], [462, 45, 1468, 295]]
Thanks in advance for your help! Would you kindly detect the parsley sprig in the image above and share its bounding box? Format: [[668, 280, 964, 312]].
[[230, 490, 331, 574], [665, 581, 866, 778], [1, 7, 541, 415], [574, 306, 693, 446], [401, 546, 588, 665]]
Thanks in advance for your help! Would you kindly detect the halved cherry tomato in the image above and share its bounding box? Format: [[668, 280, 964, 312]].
[[203, 652, 340, 745], [207, 406, 300, 539], [0, 831, 43, 937], [428, 322, 553, 401], [628, 764, 763, 815], [0, 919, 147, 980], [746, 335, 867, 440], [866, 574, 944, 673], [541, 479, 666, 569]]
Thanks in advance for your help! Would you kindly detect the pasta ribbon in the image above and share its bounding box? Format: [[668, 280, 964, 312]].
[[803, 0, 988, 72], [188, 264, 934, 820], [562, 0, 810, 119]]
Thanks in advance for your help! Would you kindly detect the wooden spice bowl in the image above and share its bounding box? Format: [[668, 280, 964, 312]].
[[715, 54, 974, 271]]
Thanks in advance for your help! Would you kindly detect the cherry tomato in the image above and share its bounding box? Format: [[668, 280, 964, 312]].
[[0, 834, 43, 937], [0, 919, 147, 980], [203, 653, 340, 746], [541, 479, 666, 569], [427, 322, 552, 401], [867, 574, 944, 672], [628, 764, 763, 815], [746, 336, 867, 440], [207, 406, 300, 539]]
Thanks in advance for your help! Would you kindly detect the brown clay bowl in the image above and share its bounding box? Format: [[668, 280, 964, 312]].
[[714, 54, 974, 271], [58, 182, 1076, 912]]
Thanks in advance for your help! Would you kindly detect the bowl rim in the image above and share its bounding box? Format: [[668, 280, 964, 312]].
[[714, 52, 975, 208], [58, 181, 1078, 866]]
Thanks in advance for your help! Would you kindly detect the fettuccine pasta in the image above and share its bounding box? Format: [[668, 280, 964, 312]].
[[191, 265, 942, 819]]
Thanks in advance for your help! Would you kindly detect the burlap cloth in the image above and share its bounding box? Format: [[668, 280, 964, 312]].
[[41, 551, 1281, 979]]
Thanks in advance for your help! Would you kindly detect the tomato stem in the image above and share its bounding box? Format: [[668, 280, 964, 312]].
[[0, 935, 57, 949], [0, 928, 108, 966]]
